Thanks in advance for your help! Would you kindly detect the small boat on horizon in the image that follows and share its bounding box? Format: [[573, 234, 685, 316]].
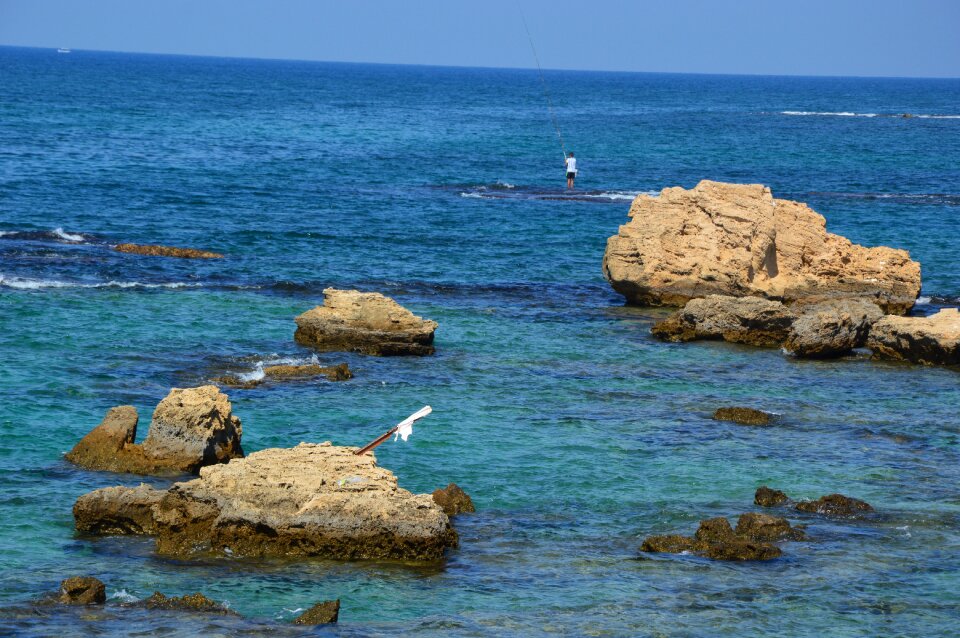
[[57, 48, 71, 54]]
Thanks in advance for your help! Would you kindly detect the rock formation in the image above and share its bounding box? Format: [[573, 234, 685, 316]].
[[712, 407, 772, 426], [136, 592, 235, 614], [795, 493, 874, 517], [294, 600, 340, 625], [216, 362, 353, 389], [603, 181, 920, 313], [651, 295, 795, 346], [641, 513, 804, 561], [652, 294, 884, 359], [432, 483, 476, 516], [65, 386, 243, 475], [294, 288, 438, 356], [754, 487, 873, 517], [75, 442, 458, 562], [866, 308, 960, 366], [58, 577, 106, 605], [74, 484, 164, 535], [754, 486, 789, 507], [783, 299, 884, 358], [114, 243, 223, 259]]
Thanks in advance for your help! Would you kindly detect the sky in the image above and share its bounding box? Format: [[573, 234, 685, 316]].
[[1, 0, 959, 78]]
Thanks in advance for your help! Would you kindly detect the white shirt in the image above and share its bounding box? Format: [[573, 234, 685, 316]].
[[565, 157, 577, 174]]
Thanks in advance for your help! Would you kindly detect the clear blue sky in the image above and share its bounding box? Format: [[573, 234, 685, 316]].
[[2, 0, 959, 78]]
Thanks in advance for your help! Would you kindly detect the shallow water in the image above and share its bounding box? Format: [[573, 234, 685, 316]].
[[1, 46, 959, 636]]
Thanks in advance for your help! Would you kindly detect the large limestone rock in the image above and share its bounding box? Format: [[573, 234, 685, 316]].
[[866, 308, 960, 366], [651, 295, 796, 346], [65, 386, 243, 475], [294, 288, 438, 356], [75, 442, 458, 562], [74, 484, 165, 535], [603, 181, 920, 313], [783, 299, 884, 358]]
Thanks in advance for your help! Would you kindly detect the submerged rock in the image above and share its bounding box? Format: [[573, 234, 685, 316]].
[[603, 180, 920, 313], [293, 599, 340, 625], [639, 535, 698, 553], [294, 288, 438, 356], [77, 442, 458, 562], [795, 493, 873, 517], [139, 592, 235, 615], [215, 363, 353, 389], [65, 386, 243, 476], [641, 516, 787, 561], [264, 362, 353, 381], [754, 486, 789, 507], [652, 295, 796, 346], [114, 243, 223, 259], [735, 512, 805, 541], [431, 483, 476, 516], [784, 299, 883, 358], [866, 308, 960, 366], [74, 484, 164, 535], [58, 577, 106, 605], [713, 407, 772, 426]]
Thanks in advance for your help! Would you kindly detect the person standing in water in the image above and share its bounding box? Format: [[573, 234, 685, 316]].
[[564, 151, 577, 189]]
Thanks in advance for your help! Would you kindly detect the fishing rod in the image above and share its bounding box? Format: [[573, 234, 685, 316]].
[[520, 11, 567, 160]]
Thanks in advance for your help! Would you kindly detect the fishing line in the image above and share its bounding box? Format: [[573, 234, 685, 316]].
[[520, 11, 566, 159]]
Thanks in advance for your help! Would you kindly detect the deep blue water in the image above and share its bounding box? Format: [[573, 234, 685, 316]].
[[1, 46, 959, 636]]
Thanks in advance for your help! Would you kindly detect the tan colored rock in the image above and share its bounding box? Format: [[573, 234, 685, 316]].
[[652, 295, 796, 346], [58, 577, 106, 605], [264, 362, 353, 381], [755, 486, 789, 507], [65, 386, 243, 476], [294, 599, 340, 624], [142, 386, 243, 472], [294, 289, 438, 356], [137, 592, 236, 615], [114, 243, 223, 259], [784, 299, 884, 358], [118, 442, 459, 561], [432, 483, 475, 516], [74, 484, 164, 535], [603, 181, 920, 313], [866, 308, 960, 366]]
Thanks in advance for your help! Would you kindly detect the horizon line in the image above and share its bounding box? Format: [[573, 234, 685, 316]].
[[2, 43, 959, 82]]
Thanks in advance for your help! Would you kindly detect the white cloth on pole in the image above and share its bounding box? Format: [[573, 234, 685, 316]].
[[393, 405, 432, 442]]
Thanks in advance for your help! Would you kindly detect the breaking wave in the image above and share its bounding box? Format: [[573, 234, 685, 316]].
[[0, 228, 96, 243], [0, 275, 201, 290], [780, 111, 960, 119], [456, 185, 653, 203]]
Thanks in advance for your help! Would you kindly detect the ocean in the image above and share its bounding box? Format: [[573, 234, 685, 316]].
[[1, 46, 959, 636]]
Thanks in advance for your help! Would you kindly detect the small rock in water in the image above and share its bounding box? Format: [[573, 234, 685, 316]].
[[694, 517, 738, 544], [58, 577, 106, 605], [784, 299, 884, 358], [735, 512, 806, 541], [431, 483, 476, 516], [294, 288, 438, 356], [73, 484, 164, 535], [139, 592, 236, 614], [651, 295, 796, 347], [114, 243, 224, 259], [795, 493, 874, 517], [754, 486, 790, 507], [699, 539, 782, 561], [712, 407, 772, 426], [293, 599, 340, 625], [263, 362, 353, 381], [639, 535, 698, 554]]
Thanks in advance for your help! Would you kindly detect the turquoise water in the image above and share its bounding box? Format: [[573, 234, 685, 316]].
[[1, 46, 959, 636]]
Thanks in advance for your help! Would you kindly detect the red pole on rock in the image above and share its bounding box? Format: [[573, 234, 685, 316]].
[[354, 406, 432, 455]]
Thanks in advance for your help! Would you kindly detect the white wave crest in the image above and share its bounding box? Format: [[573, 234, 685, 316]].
[[109, 589, 140, 603], [495, 180, 516, 189], [781, 111, 959, 119], [782, 111, 876, 117], [459, 192, 489, 199], [234, 354, 322, 382], [0, 275, 201, 290], [916, 296, 932, 304], [53, 227, 86, 242]]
